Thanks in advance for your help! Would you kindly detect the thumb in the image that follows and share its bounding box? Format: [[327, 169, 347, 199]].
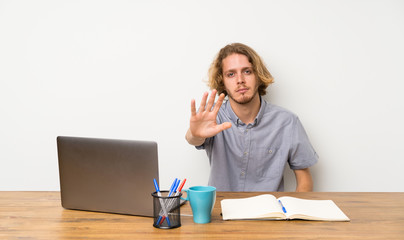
[[218, 122, 232, 131]]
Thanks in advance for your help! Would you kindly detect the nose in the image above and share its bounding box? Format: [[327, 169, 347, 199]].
[[236, 73, 245, 84]]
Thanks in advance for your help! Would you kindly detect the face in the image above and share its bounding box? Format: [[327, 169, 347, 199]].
[[222, 53, 259, 105]]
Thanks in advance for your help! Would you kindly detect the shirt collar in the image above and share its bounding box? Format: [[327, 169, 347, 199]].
[[224, 96, 267, 127]]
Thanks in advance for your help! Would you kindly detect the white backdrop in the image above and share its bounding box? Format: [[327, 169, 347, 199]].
[[1, 0, 403, 191]]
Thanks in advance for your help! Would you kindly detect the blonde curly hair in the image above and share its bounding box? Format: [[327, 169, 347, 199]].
[[208, 43, 274, 96]]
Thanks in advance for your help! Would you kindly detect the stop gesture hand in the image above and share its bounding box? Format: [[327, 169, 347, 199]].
[[186, 89, 232, 146]]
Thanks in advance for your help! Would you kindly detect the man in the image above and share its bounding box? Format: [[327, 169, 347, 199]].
[[186, 43, 318, 192]]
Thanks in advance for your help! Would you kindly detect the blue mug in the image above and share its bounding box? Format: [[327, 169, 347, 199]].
[[181, 186, 216, 224]]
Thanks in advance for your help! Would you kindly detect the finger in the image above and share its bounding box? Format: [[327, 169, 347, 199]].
[[211, 122, 232, 136], [206, 89, 217, 111], [216, 122, 232, 133], [191, 99, 197, 116], [199, 92, 209, 112], [212, 93, 225, 113]]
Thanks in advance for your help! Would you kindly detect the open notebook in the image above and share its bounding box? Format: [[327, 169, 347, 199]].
[[221, 194, 350, 221]]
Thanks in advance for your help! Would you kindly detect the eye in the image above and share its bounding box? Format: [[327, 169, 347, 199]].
[[244, 69, 252, 75], [226, 72, 235, 78]]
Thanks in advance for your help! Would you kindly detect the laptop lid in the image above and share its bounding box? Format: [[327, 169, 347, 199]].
[[57, 136, 159, 217]]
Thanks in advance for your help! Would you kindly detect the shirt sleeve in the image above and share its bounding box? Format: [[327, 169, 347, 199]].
[[288, 116, 318, 170], [195, 144, 205, 150], [195, 137, 212, 150]]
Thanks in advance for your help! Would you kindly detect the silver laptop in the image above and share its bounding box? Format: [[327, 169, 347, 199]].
[[57, 136, 159, 217]]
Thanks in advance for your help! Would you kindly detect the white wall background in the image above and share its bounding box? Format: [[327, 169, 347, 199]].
[[1, 0, 403, 191]]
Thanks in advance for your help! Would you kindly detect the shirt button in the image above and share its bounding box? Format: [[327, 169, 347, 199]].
[[269, 150, 273, 154], [241, 172, 245, 176], [244, 152, 248, 155]]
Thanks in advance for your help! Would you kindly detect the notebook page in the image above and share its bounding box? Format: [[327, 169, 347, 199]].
[[221, 194, 284, 220], [278, 196, 350, 221]]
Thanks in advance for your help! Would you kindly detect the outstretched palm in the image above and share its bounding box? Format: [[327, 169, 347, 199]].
[[189, 89, 232, 139]]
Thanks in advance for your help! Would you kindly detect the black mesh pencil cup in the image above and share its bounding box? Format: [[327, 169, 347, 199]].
[[152, 191, 182, 229]]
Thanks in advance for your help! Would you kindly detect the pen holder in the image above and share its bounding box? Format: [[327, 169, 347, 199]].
[[152, 191, 182, 229]]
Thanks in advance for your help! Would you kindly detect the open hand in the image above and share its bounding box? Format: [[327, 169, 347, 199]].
[[188, 89, 232, 141]]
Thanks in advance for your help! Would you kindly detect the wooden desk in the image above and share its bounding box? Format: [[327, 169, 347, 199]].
[[1, 192, 403, 239]]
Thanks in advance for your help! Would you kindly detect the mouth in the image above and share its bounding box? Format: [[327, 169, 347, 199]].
[[236, 88, 249, 94]]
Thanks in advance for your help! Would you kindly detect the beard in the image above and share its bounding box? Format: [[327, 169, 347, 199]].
[[226, 86, 259, 105]]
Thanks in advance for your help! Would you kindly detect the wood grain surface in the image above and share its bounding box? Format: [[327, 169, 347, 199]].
[[1, 191, 403, 239]]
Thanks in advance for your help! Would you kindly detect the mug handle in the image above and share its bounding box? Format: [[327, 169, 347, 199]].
[[180, 189, 189, 201]]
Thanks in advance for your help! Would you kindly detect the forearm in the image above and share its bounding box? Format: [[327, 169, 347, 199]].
[[294, 168, 313, 192], [296, 180, 313, 192], [185, 128, 206, 146]]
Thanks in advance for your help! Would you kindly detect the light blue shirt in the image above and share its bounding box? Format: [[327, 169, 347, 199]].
[[197, 97, 318, 191]]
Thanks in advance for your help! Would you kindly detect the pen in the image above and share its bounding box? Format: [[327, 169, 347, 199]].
[[164, 179, 186, 214], [158, 178, 178, 225], [278, 200, 287, 214], [177, 178, 186, 193], [168, 178, 178, 197], [154, 179, 171, 227]]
